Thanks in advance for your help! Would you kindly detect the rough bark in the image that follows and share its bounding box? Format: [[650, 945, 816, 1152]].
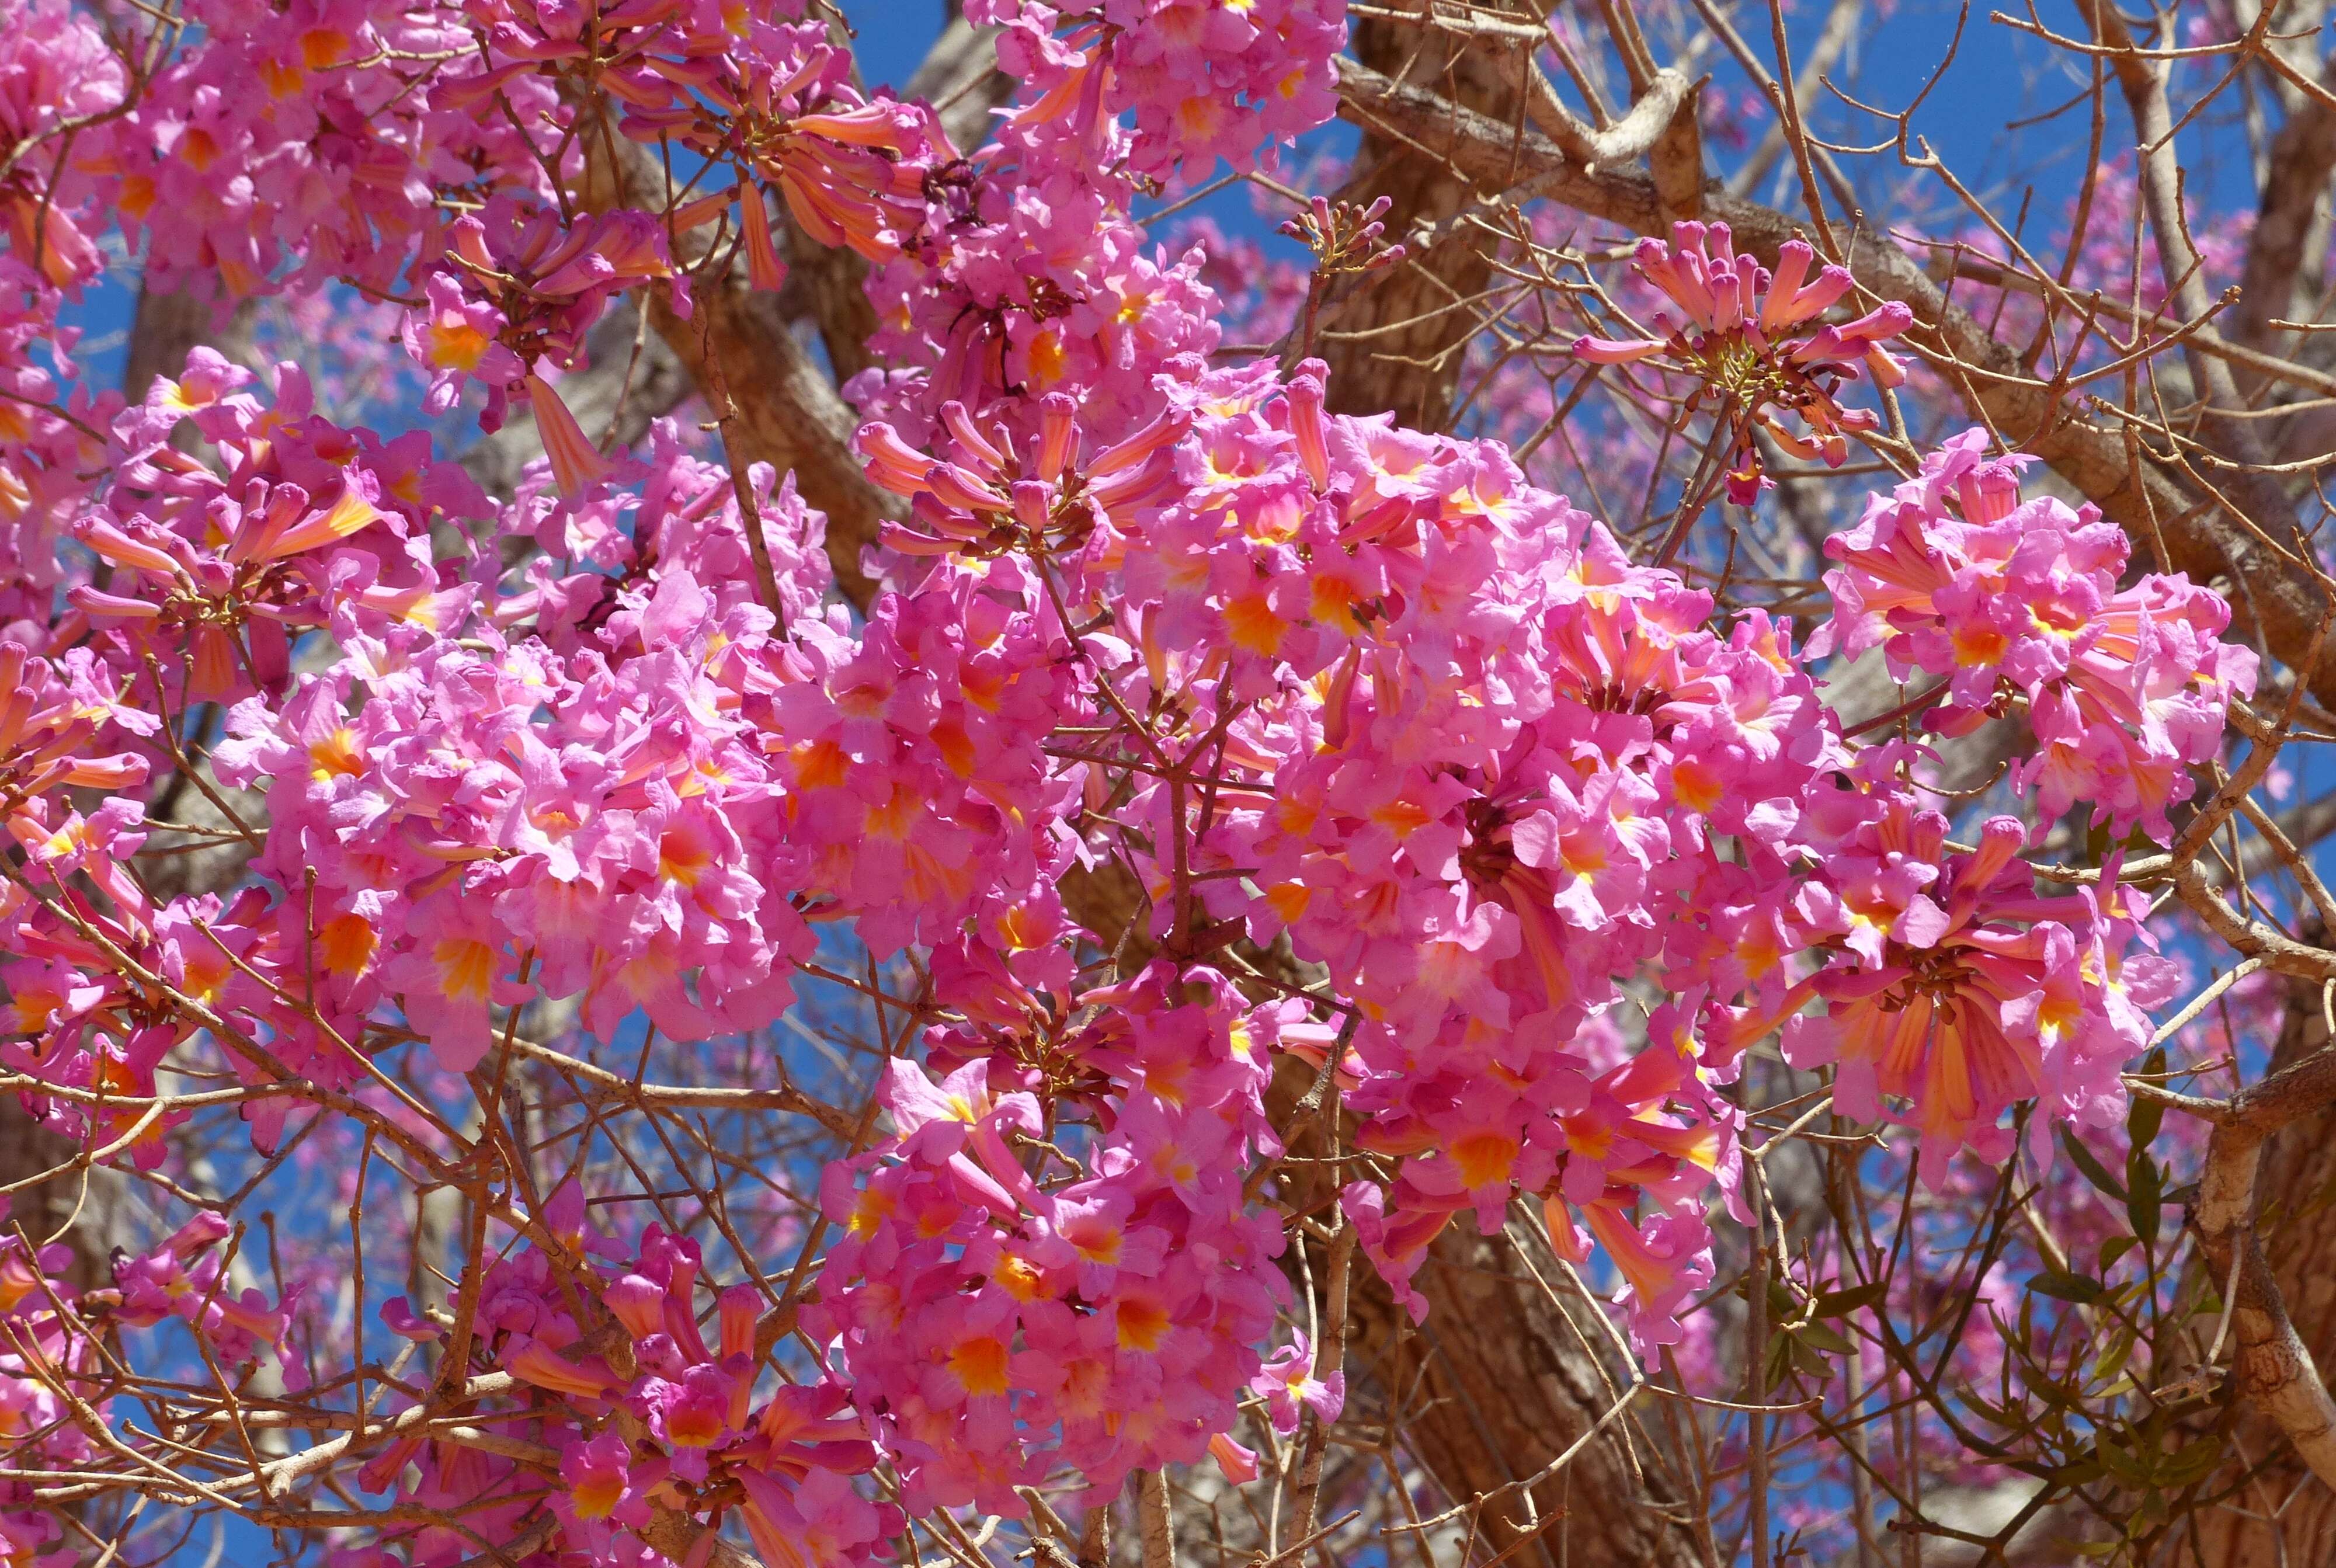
[[122, 282, 254, 402], [0, 1108, 110, 1292], [2233, 53, 2336, 360], [2188, 964, 2336, 1566], [1341, 1223, 1707, 1567], [1320, 9, 1532, 432]]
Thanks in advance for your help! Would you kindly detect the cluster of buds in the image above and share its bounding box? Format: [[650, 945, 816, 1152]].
[[1278, 193, 1408, 279], [1282, 194, 1407, 360]]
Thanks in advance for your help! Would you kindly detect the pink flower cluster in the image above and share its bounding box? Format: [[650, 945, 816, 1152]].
[[69, 350, 485, 708], [350, 1184, 892, 1568], [0, 1, 123, 292], [103, 0, 554, 301], [1772, 794, 2176, 1185], [2, 1205, 296, 1568], [0, 8, 124, 634], [0, 1223, 100, 1568], [0, 271, 110, 635], [810, 962, 1295, 1514], [1, 0, 967, 497], [489, 415, 834, 627], [0, 357, 496, 1154], [859, 360, 1822, 1346], [107, 1211, 294, 1368], [768, 551, 1090, 960], [402, 203, 676, 439], [590, 7, 956, 271], [972, 0, 1344, 183], [854, 117, 1221, 450], [394, 6, 962, 457], [213, 600, 816, 1071], [1810, 429, 2259, 840], [853, 0, 1346, 445]]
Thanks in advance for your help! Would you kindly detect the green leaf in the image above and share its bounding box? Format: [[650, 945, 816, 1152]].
[[1793, 1320, 1854, 1355], [2099, 1234, 2137, 1271], [2127, 1047, 2168, 1150], [2164, 1435, 2224, 1486], [2126, 1150, 2163, 1248], [2096, 1431, 2149, 1486], [1765, 1331, 1794, 1389], [2092, 1327, 2136, 1386], [1813, 1281, 1886, 1318], [1960, 1388, 2012, 1427], [2033, 1270, 2106, 1306], [2060, 1127, 2128, 1203]]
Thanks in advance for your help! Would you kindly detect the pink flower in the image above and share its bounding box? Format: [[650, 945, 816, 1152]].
[[1572, 223, 1911, 503], [1250, 1332, 1344, 1437], [1813, 429, 2257, 842], [402, 274, 519, 413], [550, 1429, 647, 1538], [111, 1213, 291, 1367], [1781, 810, 2152, 1185]]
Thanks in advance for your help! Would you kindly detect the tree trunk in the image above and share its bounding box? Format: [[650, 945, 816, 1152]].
[[1343, 1222, 1709, 1566], [1320, 8, 1522, 432], [2190, 959, 2336, 1566]]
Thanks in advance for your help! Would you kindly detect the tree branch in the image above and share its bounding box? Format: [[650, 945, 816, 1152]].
[[1334, 60, 2336, 704]]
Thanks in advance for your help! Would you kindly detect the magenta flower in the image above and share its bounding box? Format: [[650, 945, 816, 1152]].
[[1811, 429, 2258, 841], [1250, 1332, 1344, 1438], [1573, 221, 1913, 504], [110, 1213, 291, 1367], [1777, 810, 2171, 1185], [548, 1429, 646, 1539]]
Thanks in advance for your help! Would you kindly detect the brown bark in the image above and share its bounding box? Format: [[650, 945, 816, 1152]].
[[122, 281, 253, 404], [0, 1108, 109, 1293], [1319, 10, 1529, 432], [2233, 53, 2336, 361], [2188, 965, 2336, 1566], [1342, 1223, 1707, 1567]]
